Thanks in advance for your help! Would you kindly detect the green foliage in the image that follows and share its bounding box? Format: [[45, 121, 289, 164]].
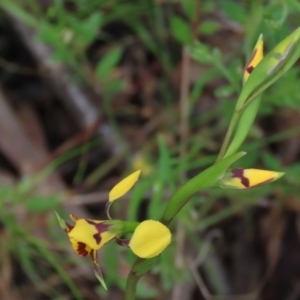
[[198, 20, 220, 35], [220, 0, 246, 24], [170, 16, 193, 44], [95, 47, 123, 79]]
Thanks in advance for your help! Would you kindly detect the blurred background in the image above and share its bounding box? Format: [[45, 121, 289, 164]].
[[0, 0, 300, 299]]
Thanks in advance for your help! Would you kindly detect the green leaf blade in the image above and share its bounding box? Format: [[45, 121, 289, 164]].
[[170, 16, 192, 44], [161, 151, 246, 225], [224, 95, 262, 158]]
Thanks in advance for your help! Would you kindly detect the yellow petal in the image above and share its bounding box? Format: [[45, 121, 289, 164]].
[[219, 168, 284, 189], [129, 220, 171, 258], [68, 219, 116, 250], [244, 34, 264, 82], [109, 170, 141, 202]]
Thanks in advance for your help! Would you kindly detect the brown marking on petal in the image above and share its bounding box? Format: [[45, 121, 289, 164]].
[[65, 222, 74, 233], [76, 242, 89, 256], [245, 49, 257, 68], [232, 168, 250, 188], [86, 220, 109, 245], [245, 65, 254, 75]]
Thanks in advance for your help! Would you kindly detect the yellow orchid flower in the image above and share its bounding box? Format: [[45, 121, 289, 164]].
[[244, 34, 264, 83], [56, 170, 172, 290], [68, 215, 120, 252], [56, 213, 122, 290], [219, 168, 284, 189]]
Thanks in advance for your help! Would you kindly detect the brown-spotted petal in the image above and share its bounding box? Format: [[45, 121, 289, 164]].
[[219, 168, 284, 189], [70, 238, 91, 256], [244, 34, 264, 83], [68, 218, 116, 250]]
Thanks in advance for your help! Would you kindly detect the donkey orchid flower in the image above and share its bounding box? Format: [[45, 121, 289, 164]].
[[56, 170, 171, 290]]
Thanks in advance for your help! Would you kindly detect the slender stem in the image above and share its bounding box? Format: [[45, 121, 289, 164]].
[[125, 257, 159, 300], [216, 109, 240, 162], [125, 272, 140, 300], [122, 221, 139, 234]]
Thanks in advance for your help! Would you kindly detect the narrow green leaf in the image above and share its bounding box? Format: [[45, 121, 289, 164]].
[[0, 1, 37, 27], [95, 47, 123, 78], [198, 21, 220, 35], [55, 212, 67, 231], [162, 152, 246, 224], [94, 263, 108, 290], [182, 0, 197, 21], [221, 1, 246, 23], [80, 12, 102, 46], [224, 95, 262, 158], [170, 16, 192, 44]]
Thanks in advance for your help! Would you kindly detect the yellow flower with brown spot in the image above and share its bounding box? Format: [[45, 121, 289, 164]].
[[244, 34, 264, 83], [56, 170, 172, 290], [68, 215, 121, 254], [219, 168, 284, 189], [56, 213, 123, 290]]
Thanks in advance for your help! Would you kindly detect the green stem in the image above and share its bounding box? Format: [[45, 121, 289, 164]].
[[122, 221, 140, 235], [124, 257, 159, 300], [216, 109, 240, 162], [125, 271, 140, 300]]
